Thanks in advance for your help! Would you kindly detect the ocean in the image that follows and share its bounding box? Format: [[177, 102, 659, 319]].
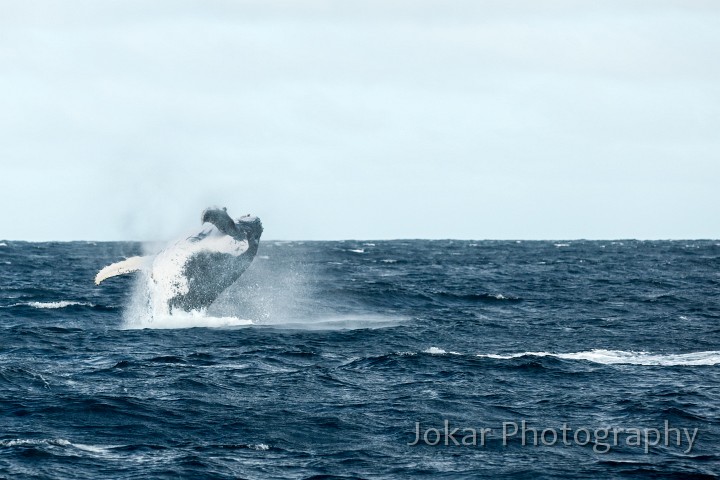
[[0, 239, 718, 479]]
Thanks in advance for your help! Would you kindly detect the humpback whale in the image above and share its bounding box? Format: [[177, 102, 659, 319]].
[[96, 207, 263, 314]]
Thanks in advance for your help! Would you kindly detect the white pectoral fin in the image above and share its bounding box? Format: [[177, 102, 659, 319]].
[[95, 256, 152, 285]]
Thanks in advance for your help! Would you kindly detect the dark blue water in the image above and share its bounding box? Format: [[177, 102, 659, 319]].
[[1, 240, 719, 479]]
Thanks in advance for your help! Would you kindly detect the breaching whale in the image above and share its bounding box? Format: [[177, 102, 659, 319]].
[[96, 207, 263, 314]]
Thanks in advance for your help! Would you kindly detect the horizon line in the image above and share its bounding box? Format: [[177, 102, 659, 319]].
[[1, 237, 718, 243]]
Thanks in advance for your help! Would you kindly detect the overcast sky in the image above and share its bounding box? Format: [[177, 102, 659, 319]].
[[1, 0, 718, 241]]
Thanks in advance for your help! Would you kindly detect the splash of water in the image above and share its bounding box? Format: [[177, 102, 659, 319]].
[[121, 241, 405, 331], [121, 241, 254, 330]]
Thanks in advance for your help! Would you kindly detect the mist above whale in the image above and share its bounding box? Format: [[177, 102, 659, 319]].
[[96, 207, 263, 314]]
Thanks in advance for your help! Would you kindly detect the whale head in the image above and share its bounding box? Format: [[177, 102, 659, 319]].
[[201, 207, 263, 243], [236, 214, 263, 242]]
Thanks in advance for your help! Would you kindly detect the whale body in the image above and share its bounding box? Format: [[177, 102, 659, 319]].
[[96, 207, 263, 314]]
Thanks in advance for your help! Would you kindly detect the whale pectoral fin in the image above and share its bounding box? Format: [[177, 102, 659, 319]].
[[95, 256, 152, 285]]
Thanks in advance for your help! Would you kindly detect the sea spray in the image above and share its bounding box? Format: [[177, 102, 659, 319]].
[[121, 268, 253, 329]]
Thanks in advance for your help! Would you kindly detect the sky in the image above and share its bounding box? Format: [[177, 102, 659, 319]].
[[1, 0, 719, 241]]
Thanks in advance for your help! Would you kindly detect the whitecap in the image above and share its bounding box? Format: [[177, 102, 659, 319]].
[[0, 438, 121, 459], [348, 248, 365, 253], [26, 301, 93, 309], [476, 349, 720, 366], [425, 347, 447, 354], [0, 438, 72, 447], [424, 347, 461, 355]]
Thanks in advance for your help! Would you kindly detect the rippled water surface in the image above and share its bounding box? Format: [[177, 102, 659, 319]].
[[0, 240, 718, 478]]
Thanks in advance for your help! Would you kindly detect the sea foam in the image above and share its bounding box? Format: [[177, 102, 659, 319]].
[[475, 349, 720, 366], [25, 301, 93, 309], [122, 310, 253, 330]]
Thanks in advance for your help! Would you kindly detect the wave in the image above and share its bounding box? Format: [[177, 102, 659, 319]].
[[0, 438, 114, 455], [1, 438, 74, 447], [2, 301, 96, 309], [475, 349, 720, 366], [420, 347, 720, 366], [424, 347, 460, 355]]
